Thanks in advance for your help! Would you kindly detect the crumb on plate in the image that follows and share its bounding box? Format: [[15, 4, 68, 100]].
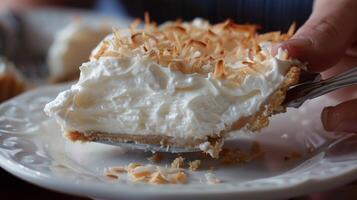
[[205, 172, 221, 184], [148, 153, 163, 163], [171, 156, 185, 169], [188, 160, 201, 171]]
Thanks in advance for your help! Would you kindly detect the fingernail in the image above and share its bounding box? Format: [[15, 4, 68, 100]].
[[281, 38, 313, 49], [321, 106, 333, 131], [272, 38, 312, 57]]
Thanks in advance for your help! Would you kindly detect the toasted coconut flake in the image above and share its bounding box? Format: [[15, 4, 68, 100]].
[[242, 60, 255, 65], [186, 39, 207, 49], [287, 22, 296, 37], [144, 11, 150, 27], [207, 29, 217, 37], [168, 25, 187, 33], [101, 51, 121, 58], [111, 28, 125, 48], [213, 60, 226, 79], [129, 18, 141, 31], [173, 32, 182, 51], [131, 32, 158, 45], [257, 31, 281, 42], [252, 40, 261, 54], [130, 32, 141, 43], [91, 41, 108, 60]]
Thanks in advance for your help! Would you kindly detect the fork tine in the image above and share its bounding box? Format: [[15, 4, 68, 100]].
[[284, 67, 357, 108]]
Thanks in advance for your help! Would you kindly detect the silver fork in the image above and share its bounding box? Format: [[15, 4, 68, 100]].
[[283, 67, 357, 108], [96, 67, 357, 153]]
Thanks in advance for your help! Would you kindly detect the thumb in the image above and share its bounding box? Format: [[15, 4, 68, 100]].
[[321, 99, 357, 133], [274, 0, 357, 72]]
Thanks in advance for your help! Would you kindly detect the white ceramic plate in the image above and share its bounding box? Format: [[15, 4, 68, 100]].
[[1, 84, 357, 200]]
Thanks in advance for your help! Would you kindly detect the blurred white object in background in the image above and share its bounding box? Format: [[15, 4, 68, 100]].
[[47, 20, 111, 82]]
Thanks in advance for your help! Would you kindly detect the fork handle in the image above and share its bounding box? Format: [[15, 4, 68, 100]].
[[284, 67, 357, 108]]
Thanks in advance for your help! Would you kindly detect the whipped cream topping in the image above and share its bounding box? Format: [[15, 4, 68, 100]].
[[47, 21, 111, 79], [45, 45, 295, 139]]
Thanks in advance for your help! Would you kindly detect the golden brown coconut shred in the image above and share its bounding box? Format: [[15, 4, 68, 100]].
[[91, 13, 296, 84]]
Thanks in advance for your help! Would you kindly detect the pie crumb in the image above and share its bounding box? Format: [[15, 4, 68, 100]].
[[148, 153, 163, 163], [219, 141, 264, 165], [127, 163, 142, 171], [250, 141, 264, 159], [205, 172, 221, 184], [106, 163, 187, 184], [219, 148, 249, 165], [172, 171, 187, 184], [130, 170, 152, 181], [108, 166, 127, 173], [149, 171, 169, 184], [188, 160, 201, 171], [284, 151, 302, 161], [171, 156, 185, 169], [208, 166, 215, 171], [106, 173, 119, 180]]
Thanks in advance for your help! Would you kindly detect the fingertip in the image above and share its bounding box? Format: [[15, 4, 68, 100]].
[[271, 40, 293, 55], [273, 38, 338, 72], [278, 38, 312, 57], [272, 39, 311, 61], [321, 99, 357, 133]]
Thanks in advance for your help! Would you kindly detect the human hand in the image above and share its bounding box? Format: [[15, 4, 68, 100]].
[[274, 0, 357, 133]]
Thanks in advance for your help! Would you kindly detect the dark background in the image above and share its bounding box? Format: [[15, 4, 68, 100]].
[[119, 0, 312, 32]]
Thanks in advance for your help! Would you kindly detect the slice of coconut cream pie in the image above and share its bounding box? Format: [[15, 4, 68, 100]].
[[44, 18, 301, 158]]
